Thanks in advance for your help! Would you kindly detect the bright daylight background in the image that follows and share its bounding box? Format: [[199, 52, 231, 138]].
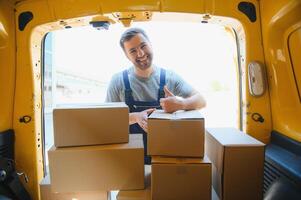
[[43, 21, 239, 165]]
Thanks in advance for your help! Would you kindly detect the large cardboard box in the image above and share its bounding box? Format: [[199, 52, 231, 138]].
[[205, 128, 265, 200], [117, 165, 151, 200], [48, 134, 144, 193], [151, 156, 211, 200], [53, 102, 129, 147], [148, 110, 204, 157], [39, 175, 108, 200]]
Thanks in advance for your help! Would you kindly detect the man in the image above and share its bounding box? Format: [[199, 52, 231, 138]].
[[106, 28, 206, 164]]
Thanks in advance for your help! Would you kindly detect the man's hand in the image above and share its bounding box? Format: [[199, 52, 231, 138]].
[[130, 108, 155, 133], [160, 86, 184, 113]]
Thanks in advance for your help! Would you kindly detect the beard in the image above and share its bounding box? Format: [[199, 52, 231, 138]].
[[134, 54, 153, 70]]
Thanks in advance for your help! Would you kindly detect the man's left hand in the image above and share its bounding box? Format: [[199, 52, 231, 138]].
[[160, 86, 184, 113]]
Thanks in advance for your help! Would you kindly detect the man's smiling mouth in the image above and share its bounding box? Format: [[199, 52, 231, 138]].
[[137, 56, 149, 64]]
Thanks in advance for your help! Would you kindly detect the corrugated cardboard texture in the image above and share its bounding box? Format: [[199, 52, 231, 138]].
[[205, 130, 224, 175], [49, 134, 144, 193], [39, 175, 108, 200], [117, 165, 151, 200], [53, 102, 129, 147], [151, 156, 211, 200], [148, 110, 204, 157], [205, 128, 265, 200], [152, 156, 209, 164], [206, 128, 265, 146], [223, 147, 264, 200]]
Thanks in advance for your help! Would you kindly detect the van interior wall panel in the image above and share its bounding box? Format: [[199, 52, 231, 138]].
[[0, 1, 16, 132], [10, 0, 275, 198], [260, 0, 301, 197], [260, 0, 301, 142], [264, 131, 301, 198]]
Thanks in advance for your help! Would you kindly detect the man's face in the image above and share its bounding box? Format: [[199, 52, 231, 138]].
[[123, 33, 153, 70]]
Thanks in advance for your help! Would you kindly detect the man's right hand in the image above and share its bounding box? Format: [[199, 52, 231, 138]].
[[129, 108, 156, 133]]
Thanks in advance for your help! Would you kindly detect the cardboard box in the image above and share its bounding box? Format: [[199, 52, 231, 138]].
[[148, 110, 204, 157], [39, 175, 108, 200], [205, 128, 265, 200], [116, 168, 218, 200], [151, 156, 211, 200], [117, 177, 218, 200], [117, 165, 151, 200], [48, 134, 144, 193], [53, 102, 129, 147]]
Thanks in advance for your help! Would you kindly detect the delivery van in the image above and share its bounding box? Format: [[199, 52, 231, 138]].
[[0, 0, 301, 199]]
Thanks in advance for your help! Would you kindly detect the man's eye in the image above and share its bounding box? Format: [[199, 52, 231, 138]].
[[141, 44, 146, 49], [130, 50, 136, 54]]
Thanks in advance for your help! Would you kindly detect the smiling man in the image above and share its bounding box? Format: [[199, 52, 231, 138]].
[[105, 28, 206, 164]]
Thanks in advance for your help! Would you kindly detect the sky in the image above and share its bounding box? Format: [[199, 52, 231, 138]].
[[52, 21, 237, 92]]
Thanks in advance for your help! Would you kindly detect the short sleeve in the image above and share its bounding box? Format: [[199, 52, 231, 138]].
[[167, 71, 196, 98], [105, 73, 124, 102]]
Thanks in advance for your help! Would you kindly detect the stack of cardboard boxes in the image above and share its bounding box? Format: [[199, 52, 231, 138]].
[[117, 110, 212, 200], [39, 103, 265, 200], [148, 110, 211, 200], [117, 111, 266, 200], [39, 103, 145, 200]]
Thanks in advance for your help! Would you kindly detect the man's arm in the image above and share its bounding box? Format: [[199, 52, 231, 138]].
[[105, 73, 156, 131], [180, 91, 206, 110], [129, 113, 137, 125], [160, 86, 206, 113], [129, 109, 155, 132]]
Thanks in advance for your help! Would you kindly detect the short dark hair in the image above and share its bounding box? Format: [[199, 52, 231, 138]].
[[119, 28, 150, 50]]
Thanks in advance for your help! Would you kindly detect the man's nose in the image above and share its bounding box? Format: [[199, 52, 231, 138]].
[[136, 48, 145, 57]]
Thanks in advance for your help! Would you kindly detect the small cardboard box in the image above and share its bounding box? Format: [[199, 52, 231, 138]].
[[117, 165, 151, 200], [39, 175, 108, 200], [148, 110, 204, 157], [205, 128, 265, 200], [53, 102, 129, 147], [151, 156, 211, 200], [48, 134, 144, 193]]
